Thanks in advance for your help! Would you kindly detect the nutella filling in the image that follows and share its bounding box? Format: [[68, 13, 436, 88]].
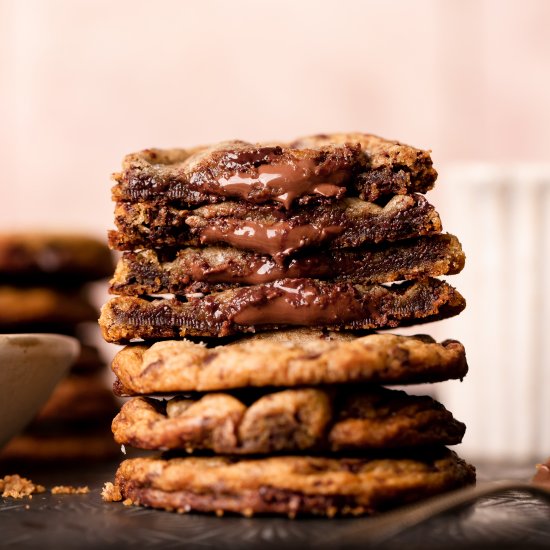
[[190, 256, 330, 286], [232, 280, 364, 326], [217, 160, 347, 209], [199, 221, 344, 260]]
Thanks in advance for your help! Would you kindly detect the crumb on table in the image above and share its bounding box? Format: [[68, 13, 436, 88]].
[[0, 475, 46, 499], [51, 485, 90, 495], [101, 482, 122, 502]]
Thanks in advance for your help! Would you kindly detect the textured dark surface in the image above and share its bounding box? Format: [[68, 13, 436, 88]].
[[1, 460, 549, 549]]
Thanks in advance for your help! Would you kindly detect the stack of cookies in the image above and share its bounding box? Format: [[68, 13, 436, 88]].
[[0, 233, 119, 462], [100, 134, 475, 517]]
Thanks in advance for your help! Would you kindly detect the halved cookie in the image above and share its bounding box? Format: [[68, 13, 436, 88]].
[[109, 195, 441, 257], [112, 140, 360, 207], [99, 278, 465, 342], [111, 134, 435, 207], [109, 234, 465, 295]]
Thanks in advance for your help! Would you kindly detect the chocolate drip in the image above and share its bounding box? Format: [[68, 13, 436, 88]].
[[199, 221, 344, 261], [215, 159, 347, 209], [100, 278, 466, 341]]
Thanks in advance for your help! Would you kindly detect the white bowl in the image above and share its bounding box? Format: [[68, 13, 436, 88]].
[[0, 334, 80, 449]]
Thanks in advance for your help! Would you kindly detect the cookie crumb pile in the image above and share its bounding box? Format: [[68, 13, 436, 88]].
[[50, 485, 90, 495], [0, 474, 45, 499], [100, 134, 475, 517]]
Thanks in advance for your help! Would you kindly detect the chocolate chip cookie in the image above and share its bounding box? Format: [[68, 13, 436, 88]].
[[111, 134, 435, 207], [112, 386, 466, 453], [109, 195, 442, 257], [109, 234, 464, 295], [0, 286, 97, 329], [0, 232, 113, 284], [99, 277, 465, 342], [111, 330, 468, 394], [107, 449, 475, 517]]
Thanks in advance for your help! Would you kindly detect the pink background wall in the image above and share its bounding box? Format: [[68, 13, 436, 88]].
[[1, 0, 549, 234], [1, 0, 550, 460]]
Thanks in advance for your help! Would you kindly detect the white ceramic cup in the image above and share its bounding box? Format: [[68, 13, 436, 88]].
[[0, 333, 80, 449]]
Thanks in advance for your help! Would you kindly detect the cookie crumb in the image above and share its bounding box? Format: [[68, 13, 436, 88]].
[[0, 475, 45, 499], [51, 485, 90, 495], [101, 482, 122, 502]]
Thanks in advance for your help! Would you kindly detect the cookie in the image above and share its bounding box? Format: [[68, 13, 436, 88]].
[[109, 234, 465, 295], [111, 135, 435, 207], [99, 277, 465, 342], [112, 386, 466, 453], [112, 141, 360, 207], [0, 431, 119, 462], [35, 374, 118, 424], [0, 286, 97, 328], [108, 194, 441, 258], [110, 330, 468, 394], [0, 232, 113, 284], [70, 344, 105, 375], [108, 449, 475, 517]]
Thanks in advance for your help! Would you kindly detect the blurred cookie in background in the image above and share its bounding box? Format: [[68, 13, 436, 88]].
[[0, 232, 118, 463]]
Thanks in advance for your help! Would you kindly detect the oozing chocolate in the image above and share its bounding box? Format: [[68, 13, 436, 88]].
[[214, 158, 348, 209], [99, 277, 466, 342], [114, 142, 361, 208], [112, 134, 437, 206], [109, 194, 442, 258], [198, 221, 345, 258], [231, 280, 365, 326], [109, 235, 465, 295]]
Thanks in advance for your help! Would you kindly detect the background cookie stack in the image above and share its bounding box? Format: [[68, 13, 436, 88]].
[[0, 234, 119, 462], [100, 134, 475, 517]]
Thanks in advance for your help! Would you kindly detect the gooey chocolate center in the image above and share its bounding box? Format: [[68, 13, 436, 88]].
[[231, 280, 364, 326], [217, 160, 347, 209], [199, 221, 344, 261]]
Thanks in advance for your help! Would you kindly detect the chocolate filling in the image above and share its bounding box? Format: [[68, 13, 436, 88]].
[[213, 159, 347, 209], [230, 280, 365, 326], [109, 194, 442, 256], [110, 234, 464, 295], [113, 134, 438, 206], [100, 278, 465, 341], [199, 221, 345, 259], [116, 143, 361, 207]]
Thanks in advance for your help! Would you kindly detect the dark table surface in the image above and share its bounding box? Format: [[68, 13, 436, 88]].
[[1, 459, 549, 549]]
